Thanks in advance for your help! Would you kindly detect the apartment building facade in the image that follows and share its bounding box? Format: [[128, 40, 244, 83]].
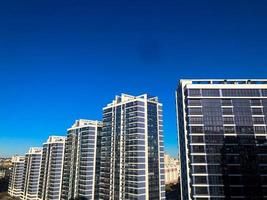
[[21, 147, 42, 200], [99, 94, 165, 200], [177, 79, 267, 199], [38, 136, 65, 200], [61, 119, 102, 200], [8, 156, 25, 198]]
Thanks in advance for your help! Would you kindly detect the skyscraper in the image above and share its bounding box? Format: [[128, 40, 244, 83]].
[[61, 119, 102, 200], [21, 147, 42, 200], [176, 79, 267, 199], [8, 156, 25, 198], [99, 94, 165, 200], [38, 136, 65, 200]]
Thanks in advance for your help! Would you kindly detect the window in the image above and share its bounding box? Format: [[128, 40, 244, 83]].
[[251, 99, 262, 106], [252, 108, 263, 115], [236, 126, 254, 134], [205, 135, 224, 144], [206, 145, 223, 154], [222, 89, 260, 97], [189, 117, 203, 124], [222, 107, 233, 115], [208, 176, 223, 185], [191, 145, 205, 153], [222, 99, 232, 106], [232, 99, 250, 107], [235, 116, 253, 126], [262, 89, 267, 96], [204, 126, 224, 134], [191, 136, 204, 143], [254, 126, 266, 134], [194, 187, 208, 195], [190, 126, 204, 133], [203, 116, 223, 126], [201, 89, 220, 97], [223, 117, 235, 124], [207, 155, 221, 163], [187, 99, 201, 106], [207, 165, 222, 174], [209, 186, 224, 196], [188, 108, 202, 115], [253, 117, 265, 124], [192, 155, 206, 163], [188, 89, 201, 96], [193, 176, 207, 184], [193, 165, 206, 173]]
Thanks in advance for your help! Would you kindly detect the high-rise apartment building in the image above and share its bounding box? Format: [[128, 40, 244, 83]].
[[8, 156, 25, 198], [61, 119, 102, 200], [176, 79, 267, 199], [21, 147, 42, 200], [99, 94, 165, 200], [38, 136, 65, 200]]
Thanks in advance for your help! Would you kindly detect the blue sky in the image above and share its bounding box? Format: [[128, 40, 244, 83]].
[[1, 0, 267, 157]]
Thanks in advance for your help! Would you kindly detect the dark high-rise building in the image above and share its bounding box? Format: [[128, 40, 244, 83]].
[[176, 79, 267, 199], [61, 119, 102, 200], [99, 94, 165, 200]]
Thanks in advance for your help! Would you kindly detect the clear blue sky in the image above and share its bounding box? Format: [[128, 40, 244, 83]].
[[1, 0, 267, 157]]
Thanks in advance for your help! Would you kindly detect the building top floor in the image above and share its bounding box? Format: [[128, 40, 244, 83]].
[[68, 119, 103, 130], [180, 79, 267, 86], [26, 147, 42, 155], [105, 93, 160, 108], [45, 136, 66, 144], [11, 156, 25, 163]]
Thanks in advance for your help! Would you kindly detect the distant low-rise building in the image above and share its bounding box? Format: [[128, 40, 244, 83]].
[[0, 158, 12, 169], [165, 154, 179, 185], [0, 169, 6, 179]]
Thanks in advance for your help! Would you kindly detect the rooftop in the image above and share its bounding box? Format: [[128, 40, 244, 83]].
[[106, 93, 159, 107], [27, 147, 42, 154], [180, 79, 267, 85], [11, 156, 25, 163], [69, 119, 102, 129], [46, 136, 66, 143]]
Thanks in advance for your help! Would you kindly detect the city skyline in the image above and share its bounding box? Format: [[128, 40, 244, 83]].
[[8, 94, 167, 200], [2, 0, 267, 158]]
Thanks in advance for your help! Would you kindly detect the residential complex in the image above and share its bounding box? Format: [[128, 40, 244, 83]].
[[164, 154, 179, 185], [7, 93, 166, 200], [176, 79, 267, 199], [38, 136, 65, 200], [8, 156, 25, 198], [99, 94, 165, 200], [21, 147, 42, 200], [61, 119, 102, 200]]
